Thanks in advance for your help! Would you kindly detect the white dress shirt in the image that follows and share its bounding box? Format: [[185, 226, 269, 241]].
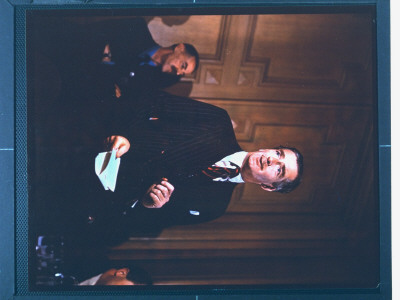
[[78, 273, 102, 286], [212, 151, 247, 183]]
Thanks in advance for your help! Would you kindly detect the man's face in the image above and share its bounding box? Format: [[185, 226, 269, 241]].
[[241, 148, 298, 191], [162, 44, 196, 76], [95, 268, 134, 286]]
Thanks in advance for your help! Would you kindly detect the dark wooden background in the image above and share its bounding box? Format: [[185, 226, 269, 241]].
[[31, 11, 379, 287], [111, 13, 378, 286]]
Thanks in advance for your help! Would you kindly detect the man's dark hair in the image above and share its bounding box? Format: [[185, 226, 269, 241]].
[[125, 265, 153, 285], [172, 43, 200, 72], [272, 145, 304, 193]]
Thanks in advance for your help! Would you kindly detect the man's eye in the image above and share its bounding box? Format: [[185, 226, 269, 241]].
[[277, 166, 281, 175], [276, 150, 280, 157]]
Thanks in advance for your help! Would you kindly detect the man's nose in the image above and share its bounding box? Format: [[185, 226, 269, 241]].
[[268, 157, 278, 166]]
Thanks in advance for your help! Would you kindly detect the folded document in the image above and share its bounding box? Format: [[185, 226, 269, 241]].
[[95, 149, 121, 192]]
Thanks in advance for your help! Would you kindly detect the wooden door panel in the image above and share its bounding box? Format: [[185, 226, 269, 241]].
[[108, 12, 378, 286]]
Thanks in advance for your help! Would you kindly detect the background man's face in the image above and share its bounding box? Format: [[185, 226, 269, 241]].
[[95, 268, 134, 285], [162, 44, 196, 76], [241, 148, 298, 189]]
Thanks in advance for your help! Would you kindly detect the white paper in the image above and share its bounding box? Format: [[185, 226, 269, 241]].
[[95, 149, 121, 192]]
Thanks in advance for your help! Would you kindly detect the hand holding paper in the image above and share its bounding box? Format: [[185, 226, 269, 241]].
[[105, 135, 130, 158], [95, 149, 121, 192], [95, 136, 130, 192]]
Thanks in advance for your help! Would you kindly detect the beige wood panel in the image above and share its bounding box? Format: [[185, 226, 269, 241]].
[[249, 14, 372, 83], [160, 13, 373, 105]]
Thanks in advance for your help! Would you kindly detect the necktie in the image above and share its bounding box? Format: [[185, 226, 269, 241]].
[[201, 162, 240, 180]]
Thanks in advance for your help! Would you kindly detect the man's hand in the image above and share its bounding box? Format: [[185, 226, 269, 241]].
[[114, 84, 121, 98], [105, 135, 130, 158], [102, 44, 112, 62], [142, 179, 175, 209]]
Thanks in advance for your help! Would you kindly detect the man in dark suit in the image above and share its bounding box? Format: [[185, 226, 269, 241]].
[[32, 90, 303, 244], [28, 16, 199, 102], [83, 17, 199, 101], [95, 18, 199, 97]]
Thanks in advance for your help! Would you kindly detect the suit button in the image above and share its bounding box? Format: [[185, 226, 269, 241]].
[[129, 72, 135, 77]]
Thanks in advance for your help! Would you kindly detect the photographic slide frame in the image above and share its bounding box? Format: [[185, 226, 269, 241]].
[[0, 0, 391, 299]]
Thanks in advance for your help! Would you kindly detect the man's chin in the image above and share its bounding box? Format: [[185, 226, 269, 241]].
[[169, 66, 177, 75], [163, 69, 176, 75], [248, 153, 259, 168]]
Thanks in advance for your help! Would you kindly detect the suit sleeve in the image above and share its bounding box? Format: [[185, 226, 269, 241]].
[[124, 182, 236, 230], [94, 92, 240, 226], [99, 91, 238, 151], [160, 183, 236, 226]]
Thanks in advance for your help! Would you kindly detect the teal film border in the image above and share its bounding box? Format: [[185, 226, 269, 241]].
[[8, 1, 391, 299], [15, 5, 28, 296], [0, 1, 16, 299]]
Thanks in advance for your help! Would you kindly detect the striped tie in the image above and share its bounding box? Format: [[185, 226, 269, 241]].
[[201, 162, 240, 180]]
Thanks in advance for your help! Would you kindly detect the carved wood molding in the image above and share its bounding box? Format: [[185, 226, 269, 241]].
[[238, 14, 372, 92]]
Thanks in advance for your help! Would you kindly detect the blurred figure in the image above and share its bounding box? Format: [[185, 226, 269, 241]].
[[80, 267, 152, 286], [33, 235, 152, 287]]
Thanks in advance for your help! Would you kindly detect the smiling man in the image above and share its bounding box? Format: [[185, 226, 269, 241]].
[[31, 16, 199, 103], [88, 17, 199, 100], [151, 43, 198, 77], [101, 41, 199, 100], [87, 18, 199, 100]]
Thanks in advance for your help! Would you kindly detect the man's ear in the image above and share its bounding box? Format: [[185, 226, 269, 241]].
[[260, 183, 276, 192], [175, 43, 185, 53]]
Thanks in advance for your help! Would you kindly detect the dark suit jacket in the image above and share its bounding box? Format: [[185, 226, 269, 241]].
[[96, 91, 241, 233], [114, 92, 242, 225], [29, 16, 181, 104], [81, 17, 183, 102], [33, 91, 242, 244]]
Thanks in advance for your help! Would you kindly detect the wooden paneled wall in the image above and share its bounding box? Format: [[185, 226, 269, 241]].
[[107, 13, 378, 286]]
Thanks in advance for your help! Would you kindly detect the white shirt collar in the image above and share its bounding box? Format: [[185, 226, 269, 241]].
[[78, 273, 102, 286], [213, 151, 247, 183]]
